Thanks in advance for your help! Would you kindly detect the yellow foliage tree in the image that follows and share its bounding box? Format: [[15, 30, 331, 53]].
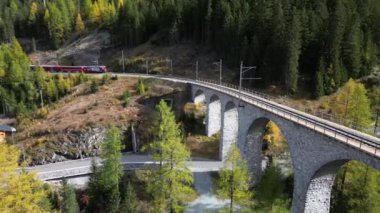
[[89, 1, 102, 24], [75, 13, 85, 34], [0, 143, 50, 212], [117, 0, 124, 9], [28, 2, 38, 25], [263, 121, 286, 158], [331, 78, 372, 127]]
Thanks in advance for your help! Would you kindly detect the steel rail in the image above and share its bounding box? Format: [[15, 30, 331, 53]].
[[197, 79, 380, 155]]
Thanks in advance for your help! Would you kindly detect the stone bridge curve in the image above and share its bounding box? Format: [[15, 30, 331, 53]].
[[188, 78, 380, 213]]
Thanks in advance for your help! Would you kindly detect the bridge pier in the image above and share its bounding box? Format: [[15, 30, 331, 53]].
[[220, 101, 239, 161], [206, 95, 221, 137]]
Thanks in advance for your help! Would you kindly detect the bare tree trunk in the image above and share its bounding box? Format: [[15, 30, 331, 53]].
[[230, 172, 234, 213]]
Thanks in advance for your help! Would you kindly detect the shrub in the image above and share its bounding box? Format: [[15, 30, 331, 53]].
[[77, 72, 86, 84], [101, 74, 111, 85], [136, 79, 146, 95], [122, 90, 131, 107], [90, 79, 99, 93], [35, 107, 49, 119], [319, 100, 330, 110]]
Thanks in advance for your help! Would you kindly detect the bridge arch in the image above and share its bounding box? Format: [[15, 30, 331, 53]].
[[220, 101, 238, 160], [244, 117, 270, 180], [304, 157, 380, 212], [242, 117, 292, 183], [194, 89, 206, 104], [207, 94, 221, 137]]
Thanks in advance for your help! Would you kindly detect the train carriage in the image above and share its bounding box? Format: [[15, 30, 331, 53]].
[[30, 65, 107, 73]]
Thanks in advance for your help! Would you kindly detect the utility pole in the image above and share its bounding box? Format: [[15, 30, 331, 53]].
[[239, 61, 260, 106], [195, 60, 199, 80], [219, 59, 222, 85], [39, 86, 44, 107], [374, 109, 379, 135], [121, 50, 125, 72]]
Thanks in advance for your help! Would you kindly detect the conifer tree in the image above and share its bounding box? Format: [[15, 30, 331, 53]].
[[329, 0, 346, 88], [315, 58, 326, 98], [331, 79, 372, 128], [27, 2, 38, 26], [331, 161, 380, 212], [343, 17, 362, 78], [217, 144, 251, 212], [45, 78, 58, 102], [82, 0, 93, 19], [99, 126, 123, 213], [90, 1, 102, 24], [75, 13, 85, 34], [119, 181, 138, 213], [255, 161, 289, 211], [45, 5, 65, 48], [0, 143, 51, 212], [61, 180, 79, 213], [147, 100, 194, 212], [285, 10, 301, 94]]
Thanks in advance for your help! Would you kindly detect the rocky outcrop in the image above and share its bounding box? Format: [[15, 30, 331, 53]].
[[27, 125, 106, 166]]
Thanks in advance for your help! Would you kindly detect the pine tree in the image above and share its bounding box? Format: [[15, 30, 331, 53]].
[[147, 100, 194, 212], [27, 2, 38, 26], [119, 181, 138, 213], [45, 78, 58, 102], [87, 158, 103, 212], [82, 0, 93, 19], [45, 5, 65, 48], [99, 126, 123, 213], [315, 58, 326, 98], [61, 180, 79, 213], [255, 161, 289, 212], [329, 0, 346, 88], [87, 126, 123, 212], [343, 17, 362, 78], [217, 144, 251, 212], [285, 10, 301, 94]]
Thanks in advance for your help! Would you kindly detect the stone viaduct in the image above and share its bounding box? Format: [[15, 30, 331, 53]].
[[27, 74, 380, 213], [189, 78, 380, 213]]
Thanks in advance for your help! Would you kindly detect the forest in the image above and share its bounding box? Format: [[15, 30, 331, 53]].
[[0, 0, 379, 96], [0, 0, 379, 212]]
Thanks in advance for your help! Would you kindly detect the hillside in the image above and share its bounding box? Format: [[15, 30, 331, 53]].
[[11, 77, 188, 165], [30, 30, 237, 82]]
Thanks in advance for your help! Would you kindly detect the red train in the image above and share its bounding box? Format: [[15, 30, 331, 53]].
[[30, 65, 108, 73]]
